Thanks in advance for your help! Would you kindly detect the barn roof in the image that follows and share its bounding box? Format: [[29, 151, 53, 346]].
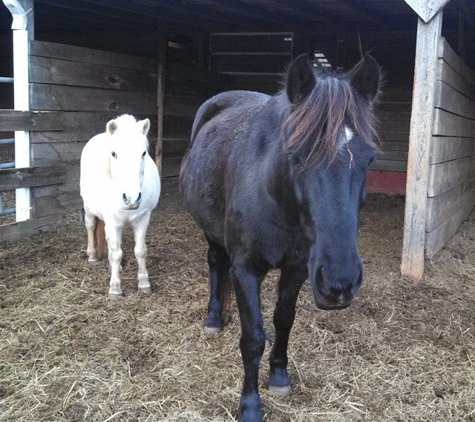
[[1, 0, 473, 36]]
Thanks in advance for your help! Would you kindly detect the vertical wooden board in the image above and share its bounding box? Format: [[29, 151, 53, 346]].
[[401, 12, 442, 279]]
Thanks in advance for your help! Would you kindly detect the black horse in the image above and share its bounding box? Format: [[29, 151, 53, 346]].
[[180, 54, 381, 422]]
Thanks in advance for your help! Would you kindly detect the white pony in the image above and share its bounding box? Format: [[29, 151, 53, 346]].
[[80, 114, 161, 298]]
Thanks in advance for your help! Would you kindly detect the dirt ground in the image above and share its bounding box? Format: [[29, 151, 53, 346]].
[[1, 191, 474, 422]]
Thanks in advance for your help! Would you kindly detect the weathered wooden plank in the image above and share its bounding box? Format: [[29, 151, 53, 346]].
[[33, 191, 82, 218], [434, 80, 475, 119], [438, 38, 475, 87], [30, 56, 157, 91], [163, 95, 204, 117], [378, 131, 410, 142], [428, 154, 475, 197], [0, 110, 63, 131], [370, 160, 408, 172], [0, 165, 66, 191], [402, 12, 442, 279], [430, 136, 475, 164], [381, 141, 410, 152], [432, 108, 475, 137], [162, 156, 183, 178], [163, 115, 193, 139], [30, 83, 157, 113], [378, 150, 409, 161], [163, 139, 190, 157], [30, 40, 157, 72], [426, 175, 475, 232], [33, 142, 86, 164], [0, 214, 63, 243], [29, 112, 156, 144], [437, 60, 475, 101]]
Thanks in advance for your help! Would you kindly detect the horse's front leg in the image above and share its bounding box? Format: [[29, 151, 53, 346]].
[[131, 213, 152, 295], [105, 222, 123, 298], [232, 260, 268, 422], [84, 211, 99, 262], [269, 265, 307, 396]]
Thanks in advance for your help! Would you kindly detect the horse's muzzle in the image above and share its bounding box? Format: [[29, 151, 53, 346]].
[[123, 203, 140, 210], [122, 192, 141, 210], [311, 265, 361, 310]]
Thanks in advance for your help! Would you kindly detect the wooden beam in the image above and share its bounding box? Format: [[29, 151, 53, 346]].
[[0, 165, 66, 191], [0, 110, 63, 131], [401, 11, 443, 279], [404, 0, 450, 23], [155, 34, 167, 178]]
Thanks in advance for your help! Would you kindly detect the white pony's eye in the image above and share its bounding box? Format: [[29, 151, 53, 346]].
[[111, 151, 117, 158]]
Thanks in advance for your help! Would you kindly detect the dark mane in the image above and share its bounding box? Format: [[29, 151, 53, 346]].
[[284, 68, 378, 166]]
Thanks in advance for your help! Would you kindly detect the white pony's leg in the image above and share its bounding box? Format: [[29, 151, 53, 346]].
[[106, 221, 124, 298], [131, 212, 152, 294], [84, 211, 99, 262]]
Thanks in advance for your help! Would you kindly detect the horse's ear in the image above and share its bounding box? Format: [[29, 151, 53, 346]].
[[286, 54, 316, 104], [138, 118, 150, 136], [107, 119, 118, 135], [347, 55, 381, 104]]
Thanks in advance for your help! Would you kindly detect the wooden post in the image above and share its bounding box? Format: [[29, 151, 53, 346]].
[[155, 34, 167, 178], [401, 11, 443, 279]]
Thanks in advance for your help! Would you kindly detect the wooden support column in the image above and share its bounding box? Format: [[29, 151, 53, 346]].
[[401, 11, 443, 279], [155, 34, 167, 178]]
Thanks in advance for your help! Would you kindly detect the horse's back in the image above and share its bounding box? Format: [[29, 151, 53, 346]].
[[180, 90, 270, 241]]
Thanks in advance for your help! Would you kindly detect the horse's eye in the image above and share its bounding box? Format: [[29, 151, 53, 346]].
[[288, 153, 302, 167], [369, 154, 377, 164], [111, 151, 117, 158]]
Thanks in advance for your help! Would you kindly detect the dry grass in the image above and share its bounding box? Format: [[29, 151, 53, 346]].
[[1, 192, 474, 421]]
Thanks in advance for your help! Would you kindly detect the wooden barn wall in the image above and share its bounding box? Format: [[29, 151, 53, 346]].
[[425, 38, 475, 258], [27, 40, 158, 221], [0, 40, 228, 240]]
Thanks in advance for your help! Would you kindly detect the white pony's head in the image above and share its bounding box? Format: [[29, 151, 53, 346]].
[[106, 114, 151, 210]]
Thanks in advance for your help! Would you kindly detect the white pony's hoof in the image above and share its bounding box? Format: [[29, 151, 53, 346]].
[[88, 257, 100, 264], [204, 325, 221, 334], [269, 385, 292, 397], [138, 286, 152, 295]]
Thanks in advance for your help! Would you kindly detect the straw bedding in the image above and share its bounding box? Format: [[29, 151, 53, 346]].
[[1, 191, 474, 421]]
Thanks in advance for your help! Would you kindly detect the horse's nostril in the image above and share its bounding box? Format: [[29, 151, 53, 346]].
[[122, 193, 129, 204], [137, 192, 142, 203]]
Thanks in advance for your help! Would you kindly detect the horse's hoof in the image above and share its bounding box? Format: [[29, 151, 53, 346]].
[[88, 258, 100, 264], [204, 325, 221, 334], [108, 293, 123, 300], [138, 286, 152, 295], [269, 384, 291, 396]]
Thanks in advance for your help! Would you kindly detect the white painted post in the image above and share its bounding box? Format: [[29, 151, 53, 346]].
[[3, 0, 34, 221]]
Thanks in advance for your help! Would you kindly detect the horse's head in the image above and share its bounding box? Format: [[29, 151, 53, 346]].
[[284, 54, 381, 310], [106, 115, 151, 210]]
